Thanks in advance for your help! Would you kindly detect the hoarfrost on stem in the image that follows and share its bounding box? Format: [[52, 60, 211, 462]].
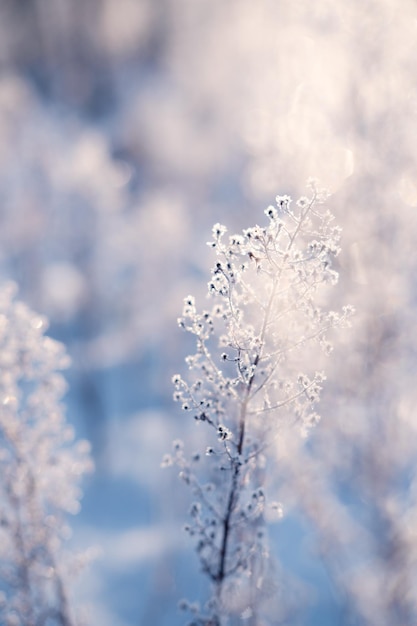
[[0, 283, 93, 626], [170, 181, 353, 625]]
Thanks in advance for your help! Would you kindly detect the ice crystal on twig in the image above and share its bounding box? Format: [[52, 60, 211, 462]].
[[170, 181, 353, 625]]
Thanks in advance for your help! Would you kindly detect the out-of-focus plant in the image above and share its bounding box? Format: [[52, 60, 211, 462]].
[[282, 179, 417, 626], [0, 283, 93, 626], [167, 182, 353, 625]]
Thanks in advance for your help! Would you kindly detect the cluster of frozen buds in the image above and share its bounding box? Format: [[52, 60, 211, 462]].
[[169, 181, 353, 625], [0, 283, 93, 626]]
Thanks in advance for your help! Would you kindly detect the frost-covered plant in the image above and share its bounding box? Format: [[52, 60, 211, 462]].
[[168, 181, 353, 625], [0, 283, 93, 626]]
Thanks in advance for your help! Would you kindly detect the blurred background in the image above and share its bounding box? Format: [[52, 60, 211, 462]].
[[1, 0, 417, 624]]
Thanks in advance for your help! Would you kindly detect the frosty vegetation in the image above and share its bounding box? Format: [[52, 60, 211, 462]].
[[0, 283, 93, 626], [168, 182, 353, 625]]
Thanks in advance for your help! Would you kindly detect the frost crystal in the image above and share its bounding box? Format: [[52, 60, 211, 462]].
[[170, 184, 353, 625]]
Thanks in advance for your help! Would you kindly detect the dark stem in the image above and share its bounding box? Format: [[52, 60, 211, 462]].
[[216, 461, 240, 584]]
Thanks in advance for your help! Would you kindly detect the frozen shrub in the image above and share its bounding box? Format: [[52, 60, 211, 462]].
[[0, 283, 93, 626], [169, 181, 353, 625]]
